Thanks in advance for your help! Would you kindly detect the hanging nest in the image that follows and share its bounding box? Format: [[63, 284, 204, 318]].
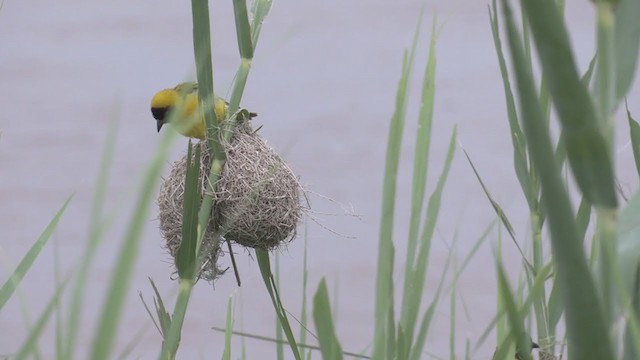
[[157, 123, 305, 281]]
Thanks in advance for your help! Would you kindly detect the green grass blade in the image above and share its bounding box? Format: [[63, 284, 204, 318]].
[[403, 14, 435, 293], [576, 196, 592, 242], [582, 53, 598, 86], [162, 279, 193, 359], [90, 130, 175, 360], [145, 278, 172, 338], [396, 326, 406, 360], [15, 276, 70, 360], [275, 255, 284, 360], [403, 13, 435, 300], [228, 58, 251, 122], [190, 1, 226, 243], [191, 0, 216, 128], [488, 0, 534, 211], [188, 12, 223, 350], [595, 3, 616, 122], [223, 296, 234, 360], [615, 0, 640, 101], [12, 255, 45, 360], [373, 16, 420, 358], [211, 327, 373, 359], [400, 17, 437, 351], [256, 249, 302, 360], [476, 262, 552, 354], [233, 0, 253, 60], [175, 141, 201, 279], [449, 263, 457, 360], [249, 0, 273, 49], [519, 0, 617, 208], [0, 196, 72, 309], [626, 101, 640, 178], [546, 272, 563, 333], [54, 239, 63, 360], [554, 55, 598, 170], [520, 9, 533, 76], [401, 127, 456, 351], [496, 262, 531, 360], [313, 279, 344, 360], [386, 270, 396, 360], [492, 336, 514, 360], [227, 1, 254, 117], [464, 150, 534, 271], [142, 280, 176, 359], [495, 227, 507, 358], [501, 1, 614, 358], [618, 190, 640, 295], [228, 0, 272, 117], [525, 262, 549, 349], [490, 262, 551, 360], [595, 188, 619, 322], [528, 213, 549, 347], [298, 231, 309, 358], [191, 0, 224, 292], [66, 112, 120, 359], [454, 222, 495, 284], [138, 289, 162, 337], [623, 264, 640, 360], [409, 245, 453, 360], [464, 152, 515, 246]]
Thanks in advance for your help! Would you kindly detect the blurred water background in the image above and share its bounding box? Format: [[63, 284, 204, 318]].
[[1, 0, 638, 358]]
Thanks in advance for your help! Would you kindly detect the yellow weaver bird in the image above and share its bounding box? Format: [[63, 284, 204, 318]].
[[150, 82, 257, 139]]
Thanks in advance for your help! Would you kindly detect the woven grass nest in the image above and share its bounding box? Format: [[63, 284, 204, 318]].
[[157, 124, 305, 281]]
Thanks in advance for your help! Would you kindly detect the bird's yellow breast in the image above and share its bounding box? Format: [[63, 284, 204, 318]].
[[175, 94, 206, 139]]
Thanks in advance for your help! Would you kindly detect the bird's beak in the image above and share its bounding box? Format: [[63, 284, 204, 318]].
[[157, 120, 164, 132]]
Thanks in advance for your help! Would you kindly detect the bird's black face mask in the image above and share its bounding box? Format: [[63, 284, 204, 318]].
[[151, 107, 170, 132]]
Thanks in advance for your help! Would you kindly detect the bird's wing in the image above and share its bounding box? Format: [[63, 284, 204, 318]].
[[174, 82, 198, 94]]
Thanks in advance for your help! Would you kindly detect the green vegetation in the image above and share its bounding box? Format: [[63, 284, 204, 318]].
[[2, 0, 640, 359]]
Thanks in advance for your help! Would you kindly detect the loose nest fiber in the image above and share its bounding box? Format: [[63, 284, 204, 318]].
[[158, 124, 304, 281]]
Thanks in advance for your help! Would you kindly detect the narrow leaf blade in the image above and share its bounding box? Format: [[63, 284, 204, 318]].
[[313, 279, 344, 360], [0, 196, 72, 310]]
